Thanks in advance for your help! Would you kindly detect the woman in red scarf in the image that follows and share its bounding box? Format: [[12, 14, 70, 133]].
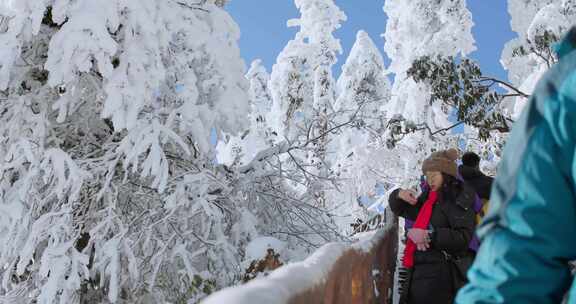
[[389, 149, 477, 304]]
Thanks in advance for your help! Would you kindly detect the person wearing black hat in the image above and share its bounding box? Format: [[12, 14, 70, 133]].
[[458, 152, 494, 200]]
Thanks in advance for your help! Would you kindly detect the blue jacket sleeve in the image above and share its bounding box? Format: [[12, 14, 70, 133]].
[[456, 55, 576, 303]]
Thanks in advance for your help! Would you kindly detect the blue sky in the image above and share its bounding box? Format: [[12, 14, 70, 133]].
[[227, 0, 516, 82]]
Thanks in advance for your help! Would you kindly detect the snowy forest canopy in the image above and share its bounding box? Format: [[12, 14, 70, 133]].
[[0, 0, 574, 303]]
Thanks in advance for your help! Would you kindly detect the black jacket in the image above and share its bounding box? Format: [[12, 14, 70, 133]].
[[389, 185, 476, 261], [389, 185, 476, 304], [458, 165, 494, 200]]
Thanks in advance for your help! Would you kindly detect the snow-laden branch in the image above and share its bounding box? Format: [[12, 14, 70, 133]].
[[239, 98, 386, 174]]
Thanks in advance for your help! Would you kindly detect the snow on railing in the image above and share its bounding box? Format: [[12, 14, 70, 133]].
[[201, 208, 398, 304]]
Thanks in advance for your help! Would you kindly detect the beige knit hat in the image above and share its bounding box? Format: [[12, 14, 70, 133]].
[[422, 149, 459, 178]]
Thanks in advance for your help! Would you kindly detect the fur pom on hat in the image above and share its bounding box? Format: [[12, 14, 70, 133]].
[[422, 149, 459, 178]]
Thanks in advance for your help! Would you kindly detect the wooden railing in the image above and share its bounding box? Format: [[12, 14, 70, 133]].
[[202, 209, 399, 304]]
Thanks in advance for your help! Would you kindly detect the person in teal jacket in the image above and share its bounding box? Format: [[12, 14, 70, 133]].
[[456, 27, 576, 304]]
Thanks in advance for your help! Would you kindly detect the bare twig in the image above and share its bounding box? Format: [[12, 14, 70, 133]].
[[476, 77, 529, 97], [429, 121, 465, 136]]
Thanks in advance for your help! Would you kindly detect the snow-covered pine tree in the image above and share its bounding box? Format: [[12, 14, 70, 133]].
[[0, 1, 253, 303], [325, 30, 392, 231], [334, 30, 391, 143], [268, 29, 313, 140], [229, 0, 350, 253], [381, 0, 476, 187], [216, 59, 274, 167], [246, 59, 274, 138], [383, 0, 476, 126], [268, 0, 347, 208]]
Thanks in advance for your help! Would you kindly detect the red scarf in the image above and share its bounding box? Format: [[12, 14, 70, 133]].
[[403, 191, 438, 268]]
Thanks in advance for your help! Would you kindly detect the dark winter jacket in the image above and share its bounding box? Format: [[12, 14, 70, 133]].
[[389, 184, 476, 304], [458, 165, 494, 200]]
